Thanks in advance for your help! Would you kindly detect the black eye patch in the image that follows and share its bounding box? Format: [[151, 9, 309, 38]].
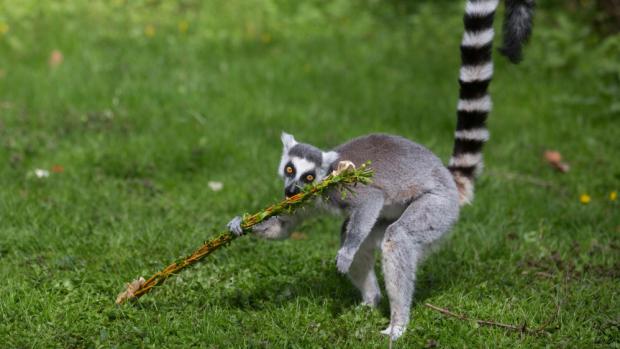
[[301, 171, 316, 183], [284, 162, 296, 177]]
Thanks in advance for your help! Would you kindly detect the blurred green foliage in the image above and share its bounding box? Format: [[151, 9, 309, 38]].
[[530, 13, 620, 116], [540, 0, 620, 35]]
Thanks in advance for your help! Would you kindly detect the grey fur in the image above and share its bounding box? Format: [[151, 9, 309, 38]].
[[345, 221, 385, 307], [227, 133, 460, 340], [288, 144, 323, 165]]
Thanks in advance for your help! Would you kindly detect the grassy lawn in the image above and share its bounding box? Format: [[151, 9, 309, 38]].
[[1, 1, 618, 347]]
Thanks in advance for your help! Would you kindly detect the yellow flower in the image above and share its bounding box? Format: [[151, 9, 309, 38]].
[[144, 24, 156, 38], [610, 191, 617, 201], [260, 33, 272, 44], [579, 193, 591, 204], [178, 20, 189, 34], [0, 23, 9, 35]]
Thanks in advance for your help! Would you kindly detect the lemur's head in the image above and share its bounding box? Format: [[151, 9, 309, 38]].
[[278, 132, 339, 198]]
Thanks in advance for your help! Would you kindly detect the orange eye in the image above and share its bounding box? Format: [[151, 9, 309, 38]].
[[306, 174, 314, 182], [286, 166, 293, 174]]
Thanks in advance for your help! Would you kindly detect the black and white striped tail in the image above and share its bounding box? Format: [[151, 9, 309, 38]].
[[449, 0, 499, 205]]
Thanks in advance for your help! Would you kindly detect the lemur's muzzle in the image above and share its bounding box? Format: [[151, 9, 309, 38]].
[[284, 185, 300, 198]]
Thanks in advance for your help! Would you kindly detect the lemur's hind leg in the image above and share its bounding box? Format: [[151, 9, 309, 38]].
[[336, 189, 385, 274], [341, 220, 386, 307], [380, 192, 459, 340]]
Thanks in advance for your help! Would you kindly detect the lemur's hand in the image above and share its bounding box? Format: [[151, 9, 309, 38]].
[[228, 216, 290, 239], [336, 248, 354, 274], [226, 216, 244, 236]]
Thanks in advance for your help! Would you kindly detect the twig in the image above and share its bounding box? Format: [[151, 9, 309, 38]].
[[115, 161, 373, 305], [424, 303, 555, 336]]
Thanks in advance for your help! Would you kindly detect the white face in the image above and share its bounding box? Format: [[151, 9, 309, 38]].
[[280, 156, 319, 196], [277, 132, 338, 197]]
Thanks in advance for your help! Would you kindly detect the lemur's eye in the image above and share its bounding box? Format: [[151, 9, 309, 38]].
[[301, 172, 316, 183], [284, 163, 295, 177]]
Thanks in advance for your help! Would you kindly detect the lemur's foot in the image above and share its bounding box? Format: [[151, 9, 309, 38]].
[[380, 325, 406, 340], [226, 216, 244, 236], [361, 293, 381, 308], [335, 248, 354, 274]]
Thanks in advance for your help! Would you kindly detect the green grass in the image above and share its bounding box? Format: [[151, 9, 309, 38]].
[[1, 1, 619, 347]]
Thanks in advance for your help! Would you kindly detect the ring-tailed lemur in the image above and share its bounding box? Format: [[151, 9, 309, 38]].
[[227, 0, 534, 340]]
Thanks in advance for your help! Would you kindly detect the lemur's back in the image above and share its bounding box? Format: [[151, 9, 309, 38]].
[[334, 134, 458, 205]]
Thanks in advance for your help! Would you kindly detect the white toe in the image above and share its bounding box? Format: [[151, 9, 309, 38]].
[[380, 325, 405, 340], [380, 326, 392, 335]]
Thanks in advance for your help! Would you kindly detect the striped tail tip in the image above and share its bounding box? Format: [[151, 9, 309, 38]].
[[452, 170, 475, 205], [449, 154, 484, 205]]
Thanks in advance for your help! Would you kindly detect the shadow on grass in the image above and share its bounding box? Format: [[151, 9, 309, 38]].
[[199, 250, 497, 319], [221, 273, 361, 317]]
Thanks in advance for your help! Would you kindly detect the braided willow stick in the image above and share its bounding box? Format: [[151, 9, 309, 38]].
[[115, 161, 373, 305]]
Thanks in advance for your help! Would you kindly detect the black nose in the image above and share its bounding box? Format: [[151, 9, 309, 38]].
[[285, 186, 300, 198]]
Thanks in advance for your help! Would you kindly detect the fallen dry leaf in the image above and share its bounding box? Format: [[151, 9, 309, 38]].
[[49, 50, 63, 68], [51, 164, 64, 173], [543, 150, 570, 173], [290, 231, 307, 240]]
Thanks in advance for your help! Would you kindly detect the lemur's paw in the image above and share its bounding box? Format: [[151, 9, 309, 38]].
[[336, 249, 354, 274], [380, 325, 406, 340], [226, 216, 244, 236]]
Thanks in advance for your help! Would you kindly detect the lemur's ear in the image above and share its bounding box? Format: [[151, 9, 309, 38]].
[[281, 132, 297, 151], [322, 151, 339, 167]]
